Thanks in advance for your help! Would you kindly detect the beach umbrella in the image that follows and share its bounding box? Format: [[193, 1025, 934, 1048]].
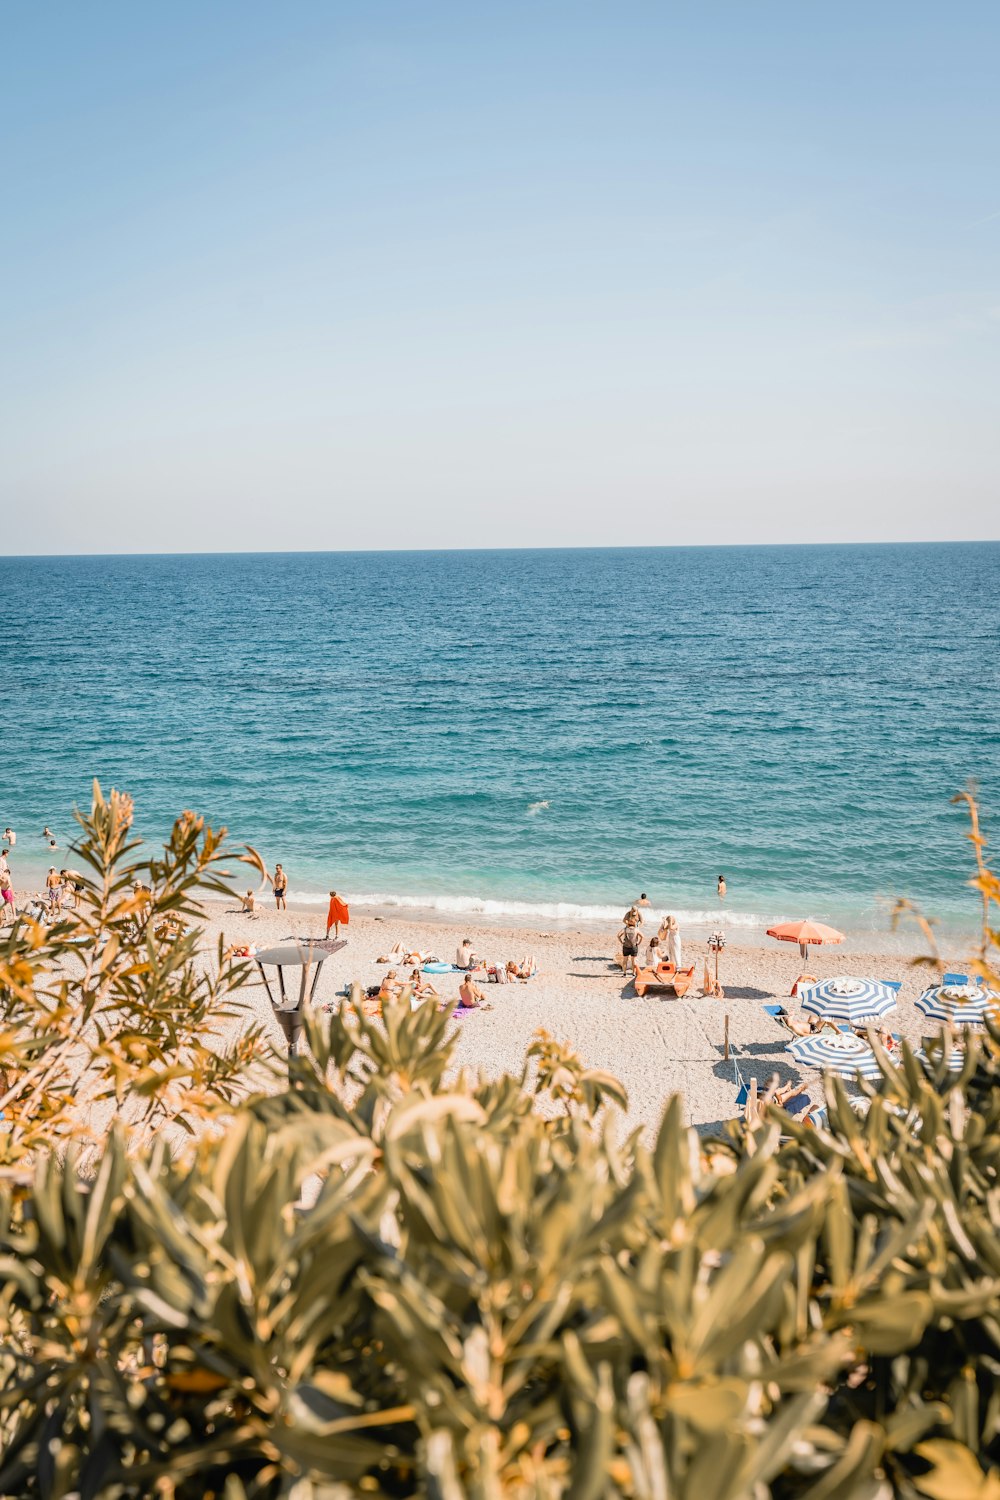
[[766, 919, 845, 960], [916, 1041, 968, 1073], [915, 982, 1000, 1029], [786, 1029, 883, 1080], [798, 976, 898, 1026]]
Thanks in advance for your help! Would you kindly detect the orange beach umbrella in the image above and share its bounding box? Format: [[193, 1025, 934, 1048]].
[[766, 919, 844, 960]]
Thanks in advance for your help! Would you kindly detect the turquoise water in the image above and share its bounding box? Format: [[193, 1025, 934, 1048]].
[[4, 544, 999, 948]]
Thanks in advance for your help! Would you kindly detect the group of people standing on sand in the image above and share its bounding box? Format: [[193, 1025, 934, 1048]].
[[0, 826, 86, 925], [617, 900, 682, 977], [238, 863, 351, 939]]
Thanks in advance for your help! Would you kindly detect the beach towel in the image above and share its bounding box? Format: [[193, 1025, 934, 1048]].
[[327, 896, 350, 928], [422, 961, 455, 973]]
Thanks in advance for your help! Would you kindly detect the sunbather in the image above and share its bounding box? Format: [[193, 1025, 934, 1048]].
[[772, 1007, 836, 1038], [408, 967, 440, 1001], [378, 969, 402, 1003], [505, 956, 537, 981], [458, 975, 487, 1009]]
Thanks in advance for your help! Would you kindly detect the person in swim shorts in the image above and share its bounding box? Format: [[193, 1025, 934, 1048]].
[[272, 864, 288, 910]]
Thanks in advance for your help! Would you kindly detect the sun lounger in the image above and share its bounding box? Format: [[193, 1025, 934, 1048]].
[[943, 972, 968, 986]]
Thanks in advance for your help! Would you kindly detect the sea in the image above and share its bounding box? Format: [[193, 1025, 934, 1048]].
[[4, 544, 999, 952]]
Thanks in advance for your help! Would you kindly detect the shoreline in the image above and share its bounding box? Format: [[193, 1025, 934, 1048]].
[[200, 890, 956, 962]]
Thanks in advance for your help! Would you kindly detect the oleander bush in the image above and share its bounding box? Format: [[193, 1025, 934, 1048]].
[[0, 787, 998, 1498]]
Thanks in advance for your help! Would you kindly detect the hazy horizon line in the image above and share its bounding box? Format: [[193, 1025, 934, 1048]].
[[8, 537, 1000, 562]]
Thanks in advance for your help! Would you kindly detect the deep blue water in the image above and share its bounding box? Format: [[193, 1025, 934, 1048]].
[[4, 544, 999, 947]]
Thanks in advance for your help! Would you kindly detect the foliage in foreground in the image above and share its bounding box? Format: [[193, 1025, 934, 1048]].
[[0, 789, 998, 1498], [0, 784, 268, 1164]]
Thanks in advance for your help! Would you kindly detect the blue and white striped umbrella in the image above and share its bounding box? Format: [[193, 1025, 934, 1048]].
[[787, 1030, 883, 1079], [916, 1041, 968, 1073], [798, 976, 898, 1025], [916, 983, 1000, 1029]]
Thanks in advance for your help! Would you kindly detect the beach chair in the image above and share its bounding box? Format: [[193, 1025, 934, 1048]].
[[943, 972, 968, 986]]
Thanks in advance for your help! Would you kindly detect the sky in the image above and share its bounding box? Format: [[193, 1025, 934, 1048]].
[[2, 2, 998, 553]]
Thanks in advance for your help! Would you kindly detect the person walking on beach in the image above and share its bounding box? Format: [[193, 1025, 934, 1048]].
[[618, 914, 643, 976], [326, 891, 349, 939], [0, 849, 9, 881], [0, 871, 14, 924], [717, 874, 726, 899], [272, 864, 288, 911]]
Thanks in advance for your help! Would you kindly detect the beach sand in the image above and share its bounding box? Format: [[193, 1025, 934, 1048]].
[[201, 896, 955, 1135]]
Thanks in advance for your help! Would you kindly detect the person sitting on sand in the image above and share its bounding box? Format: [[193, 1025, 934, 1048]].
[[379, 968, 402, 1003], [618, 916, 643, 976], [456, 938, 475, 970], [408, 967, 440, 1001], [241, 889, 257, 916], [458, 974, 487, 1009]]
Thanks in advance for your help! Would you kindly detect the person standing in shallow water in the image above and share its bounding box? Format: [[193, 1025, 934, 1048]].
[[717, 874, 726, 899]]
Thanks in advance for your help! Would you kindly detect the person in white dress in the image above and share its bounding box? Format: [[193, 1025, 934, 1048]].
[[664, 915, 682, 969]]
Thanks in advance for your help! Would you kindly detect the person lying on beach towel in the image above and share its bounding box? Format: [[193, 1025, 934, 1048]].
[[505, 957, 537, 981], [772, 1008, 837, 1038]]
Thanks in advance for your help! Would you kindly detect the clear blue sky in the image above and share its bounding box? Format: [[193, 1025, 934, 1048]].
[[3, 2, 998, 552]]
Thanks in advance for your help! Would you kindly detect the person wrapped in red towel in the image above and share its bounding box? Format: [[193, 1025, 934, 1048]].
[[326, 890, 350, 938]]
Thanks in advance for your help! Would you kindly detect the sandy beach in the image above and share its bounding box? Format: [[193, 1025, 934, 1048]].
[[200, 895, 961, 1135]]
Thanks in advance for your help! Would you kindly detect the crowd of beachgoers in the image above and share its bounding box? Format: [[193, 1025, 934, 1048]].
[[3, 830, 988, 1135]]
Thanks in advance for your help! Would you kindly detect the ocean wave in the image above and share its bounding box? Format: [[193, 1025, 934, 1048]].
[[284, 886, 768, 928]]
